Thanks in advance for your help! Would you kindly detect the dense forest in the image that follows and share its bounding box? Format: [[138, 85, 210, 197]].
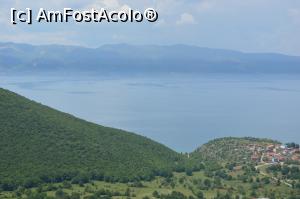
[[0, 88, 184, 190]]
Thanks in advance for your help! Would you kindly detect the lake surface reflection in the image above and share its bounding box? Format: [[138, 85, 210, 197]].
[[1, 74, 299, 152]]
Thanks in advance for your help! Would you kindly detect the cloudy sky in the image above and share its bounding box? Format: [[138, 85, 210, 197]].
[[0, 0, 300, 55]]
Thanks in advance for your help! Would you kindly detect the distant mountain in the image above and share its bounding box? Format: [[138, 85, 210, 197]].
[[0, 88, 181, 189], [1, 42, 300, 75]]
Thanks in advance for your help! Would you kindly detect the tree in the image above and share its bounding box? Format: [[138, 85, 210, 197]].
[[204, 179, 211, 189], [186, 169, 193, 176], [125, 188, 131, 197], [196, 191, 205, 199], [153, 191, 160, 198], [250, 190, 257, 198]]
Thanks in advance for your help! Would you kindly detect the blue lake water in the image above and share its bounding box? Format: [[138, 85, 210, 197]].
[[1, 74, 300, 152]]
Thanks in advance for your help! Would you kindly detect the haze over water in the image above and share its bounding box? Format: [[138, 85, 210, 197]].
[[1, 74, 299, 152]]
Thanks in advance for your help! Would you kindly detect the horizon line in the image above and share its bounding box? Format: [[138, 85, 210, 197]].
[[0, 40, 299, 57]]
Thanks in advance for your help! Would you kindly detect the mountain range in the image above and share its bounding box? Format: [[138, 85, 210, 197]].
[[1, 42, 300, 75]]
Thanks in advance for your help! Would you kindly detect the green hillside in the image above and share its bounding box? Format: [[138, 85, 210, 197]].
[[0, 88, 182, 190], [191, 137, 280, 163], [3, 88, 299, 198]]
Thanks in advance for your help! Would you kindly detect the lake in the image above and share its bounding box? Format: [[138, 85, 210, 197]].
[[1, 74, 299, 152]]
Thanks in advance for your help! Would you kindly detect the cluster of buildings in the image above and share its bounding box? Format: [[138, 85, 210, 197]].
[[249, 143, 300, 164]]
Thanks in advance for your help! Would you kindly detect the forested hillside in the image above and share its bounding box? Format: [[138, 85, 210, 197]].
[[2, 88, 300, 198], [0, 88, 182, 190], [191, 137, 279, 163]]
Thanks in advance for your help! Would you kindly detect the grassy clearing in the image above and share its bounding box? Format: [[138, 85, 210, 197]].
[[1, 170, 297, 199]]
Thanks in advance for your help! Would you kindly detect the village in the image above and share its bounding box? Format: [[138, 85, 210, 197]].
[[249, 142, 300, 164]]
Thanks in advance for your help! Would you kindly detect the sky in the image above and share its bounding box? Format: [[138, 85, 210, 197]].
[[0, 0, 300, 55]]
